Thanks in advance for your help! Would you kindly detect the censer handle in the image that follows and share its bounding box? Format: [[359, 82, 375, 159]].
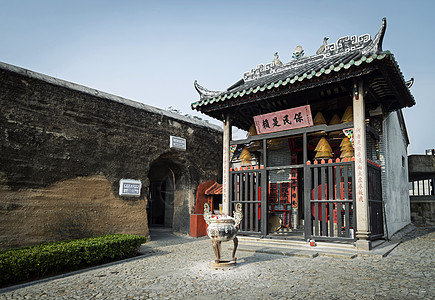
[[203, 203, 212, 225], [233, 203, 243, 228]]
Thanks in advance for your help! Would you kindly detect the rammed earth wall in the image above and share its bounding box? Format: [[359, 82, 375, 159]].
[[0, 62, 222, 249]]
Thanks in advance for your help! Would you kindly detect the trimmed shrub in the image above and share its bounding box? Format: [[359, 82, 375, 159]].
[[0, 234, 146, 287]]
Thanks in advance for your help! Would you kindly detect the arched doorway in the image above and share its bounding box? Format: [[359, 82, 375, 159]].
[[147, 153, 195, 234], [148, 161, 176, 227]]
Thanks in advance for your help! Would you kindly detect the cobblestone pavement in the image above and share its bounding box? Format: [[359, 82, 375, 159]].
[[1, 226, 434, 299]]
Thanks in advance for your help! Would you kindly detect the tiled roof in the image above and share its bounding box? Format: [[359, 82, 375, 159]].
[[204, 182, 222, 195], [193, 52, 392, 109], [192, 18, 415, 113]]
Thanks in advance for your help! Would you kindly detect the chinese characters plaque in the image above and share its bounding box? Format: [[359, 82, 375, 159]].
[[253, 105, 313, 135]]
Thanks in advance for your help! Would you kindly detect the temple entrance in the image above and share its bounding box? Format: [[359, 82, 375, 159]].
[[230, 134, 307, 239], [266, 135, 305, 238], [229, 125, 379, 242], [147, 154, 193, 233], [148, 160, 175, 228]]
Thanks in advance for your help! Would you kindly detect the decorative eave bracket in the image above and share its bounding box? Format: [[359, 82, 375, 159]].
[[362, 17, 386, 56], [194, 80, 221, 101]]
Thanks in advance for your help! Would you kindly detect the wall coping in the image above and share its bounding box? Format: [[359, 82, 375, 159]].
[[0, 61, 222, 132]]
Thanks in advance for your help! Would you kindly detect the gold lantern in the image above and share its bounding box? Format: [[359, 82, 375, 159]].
[[339, 137, 354, 158], [314, 137, 333, 159]]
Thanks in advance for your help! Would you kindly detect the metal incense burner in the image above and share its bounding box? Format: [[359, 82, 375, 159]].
[[203, 202, 243, 268]]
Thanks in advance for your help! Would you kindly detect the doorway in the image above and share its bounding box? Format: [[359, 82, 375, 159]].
[[148, 161, 175, 228], [230, 128, 359, 241]]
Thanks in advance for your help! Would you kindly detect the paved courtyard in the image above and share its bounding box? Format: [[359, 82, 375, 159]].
[[1, 226, 434, 299]]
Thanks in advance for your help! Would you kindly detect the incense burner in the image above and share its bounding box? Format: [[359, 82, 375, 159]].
[[203, 203, 243, 266]]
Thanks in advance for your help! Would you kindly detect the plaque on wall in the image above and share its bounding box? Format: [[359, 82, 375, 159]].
[[119, 179, 142, 196], [170, 136, 187, 151]]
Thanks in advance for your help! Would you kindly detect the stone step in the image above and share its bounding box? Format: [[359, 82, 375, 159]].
[[235, 236, 399, 258], [235, 244, 358, 259], [238, 235, 356, 250], [236, 244, 319, 259]]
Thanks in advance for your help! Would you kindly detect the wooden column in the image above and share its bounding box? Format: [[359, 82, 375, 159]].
[[353, 80, 372, 250], [222, 113, 231, 216]]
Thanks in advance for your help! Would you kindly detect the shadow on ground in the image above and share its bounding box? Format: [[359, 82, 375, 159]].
[[390, 224, 435, 243]]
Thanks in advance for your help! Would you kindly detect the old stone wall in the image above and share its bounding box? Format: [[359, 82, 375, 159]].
[[410, 200, 435, 226], [0, 62, 222, 249], [408, 155, 435, 181], [408, 154, 435, 226]]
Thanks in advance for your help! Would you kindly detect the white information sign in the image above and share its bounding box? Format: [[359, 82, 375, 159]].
[[119, 179, 141, 196], [170, 136, 186, 151]]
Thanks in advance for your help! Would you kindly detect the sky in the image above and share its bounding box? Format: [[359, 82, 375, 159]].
[[1, 0, 434, 154]]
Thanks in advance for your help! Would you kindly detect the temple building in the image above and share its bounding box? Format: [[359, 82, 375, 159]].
[[192, 18, 415, 250]]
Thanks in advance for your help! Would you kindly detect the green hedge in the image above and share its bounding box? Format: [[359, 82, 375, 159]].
[[0, 234, 146, 287]]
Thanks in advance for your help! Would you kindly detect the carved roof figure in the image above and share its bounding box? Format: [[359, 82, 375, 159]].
[[273, 52, 283, 67], [316, 37, 329, 55]]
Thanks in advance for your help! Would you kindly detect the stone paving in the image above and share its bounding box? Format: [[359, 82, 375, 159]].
[[0, 225, 434, 299]]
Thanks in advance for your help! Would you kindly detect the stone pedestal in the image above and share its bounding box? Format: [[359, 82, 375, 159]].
[[355, 239, 372, 251]]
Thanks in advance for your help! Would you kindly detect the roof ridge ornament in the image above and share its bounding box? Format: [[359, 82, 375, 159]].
[[323, 34, 371, 57], [292, 45, 305, 60], [194, 80, 221, 101], [405, 77, 414, 89], [273, 52, 283, 67], [242, 18, 388, 82], [243, 18, 387, 82], [316, 37, 329, 55]]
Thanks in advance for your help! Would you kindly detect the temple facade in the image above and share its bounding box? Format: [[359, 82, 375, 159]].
[[192, 18, 415, 250]]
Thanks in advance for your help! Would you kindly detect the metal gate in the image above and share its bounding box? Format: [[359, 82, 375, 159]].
[[229, 159, 382, 242], [229, 166, 265, 236], [304, 159, 356, 241]]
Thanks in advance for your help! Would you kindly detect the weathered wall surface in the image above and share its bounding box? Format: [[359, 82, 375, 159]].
[[408, 154, 435, 226], [380, 110, 410, 238], [410, 201, 435, 226], [408, 155, 435, 181], [0, 174, 149, 249], [0, 62, 222, 249]]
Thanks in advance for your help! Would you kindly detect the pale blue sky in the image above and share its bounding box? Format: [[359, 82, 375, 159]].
[[1, 0, 434, 153]]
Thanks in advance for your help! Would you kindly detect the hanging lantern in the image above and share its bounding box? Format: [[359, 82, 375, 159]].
[[313, 112, 328, 137], [314, 137, 333, 159], [313, 112, 327, 126], [329, 114, 342, 138], [248, 124, 257, 137], [329, 114, 341, 125], [240, 146, 252, 166], [340, 137, 354, 158], [341, 106, 353, 123], [248, 125, 261, 151]]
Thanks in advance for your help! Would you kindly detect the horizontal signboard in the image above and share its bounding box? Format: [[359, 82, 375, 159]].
[[253, 105, 313, 135]]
